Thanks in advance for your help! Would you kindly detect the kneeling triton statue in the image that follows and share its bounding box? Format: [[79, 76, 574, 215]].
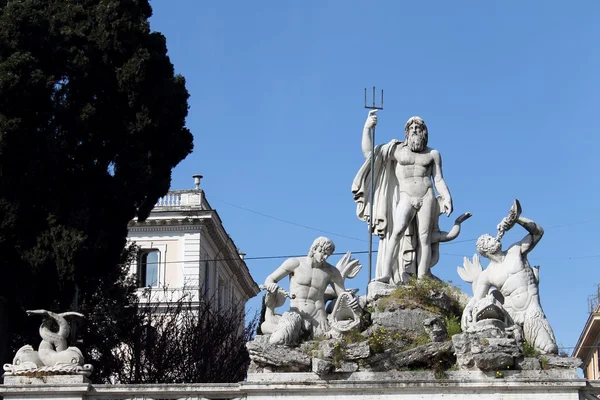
[[262, 237, 361, 345], [458, 200, 558, 354]]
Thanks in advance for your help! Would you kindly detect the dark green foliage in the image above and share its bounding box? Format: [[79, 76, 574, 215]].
[[523, 341, 540, 358], [0, 0, 192, 381], [444, 315, 462, 337]]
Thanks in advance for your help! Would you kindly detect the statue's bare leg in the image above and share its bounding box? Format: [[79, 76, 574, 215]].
[[375, 194, 416, 283], [415, 191, 436, 279]]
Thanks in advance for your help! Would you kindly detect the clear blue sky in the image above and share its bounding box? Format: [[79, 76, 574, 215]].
[[148, 1, 600, 355]]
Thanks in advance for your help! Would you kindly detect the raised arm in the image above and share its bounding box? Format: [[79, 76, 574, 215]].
[[515, 216, 544, 255], [431, 150, 453, 216], [361, 110, 378, 159], [264, 258, 300, 292]]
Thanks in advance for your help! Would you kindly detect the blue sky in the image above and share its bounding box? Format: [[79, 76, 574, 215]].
[[149, 1, 600, 355]]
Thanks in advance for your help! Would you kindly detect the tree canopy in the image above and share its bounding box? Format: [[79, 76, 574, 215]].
[[0, 0, 193, 378]]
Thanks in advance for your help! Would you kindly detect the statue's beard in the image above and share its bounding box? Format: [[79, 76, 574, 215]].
[[406, 132, 427, 152]]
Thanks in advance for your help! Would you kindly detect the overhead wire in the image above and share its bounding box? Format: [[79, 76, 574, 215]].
[[203, 198, 600, 261], [130, 200, 600, 356], [129, 198, 600, 265], [214, 198, 368, 243]]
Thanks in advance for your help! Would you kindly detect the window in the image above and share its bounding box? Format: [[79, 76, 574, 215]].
[[596, 347, 600, 379], [218, 278, 228, 310], [203, 260, 210, 297], [138, 249, 160, 288]]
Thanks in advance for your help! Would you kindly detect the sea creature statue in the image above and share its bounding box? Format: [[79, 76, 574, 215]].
[[457, 200, 558, 354], [324, 251, 362, 306], [472, 292, 511, 327], [260, 238, 363, 346], [3, 309, 93, 376], [329, 290, 362, 333]]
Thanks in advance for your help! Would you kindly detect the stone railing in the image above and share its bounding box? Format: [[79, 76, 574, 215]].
[[86, 383, 240, 399], [136, 285, 203, 306], [0, 371, 591, 400], [154, 191, 206, 209], [0, 376, 241, 400], [155, 192, 182, 207]]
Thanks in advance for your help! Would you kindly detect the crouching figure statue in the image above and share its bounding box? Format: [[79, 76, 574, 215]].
[[260, 237, 363, 345], [458, 200, 558, 354]]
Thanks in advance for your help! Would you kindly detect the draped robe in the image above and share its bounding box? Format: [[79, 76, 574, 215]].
[[351, 140, 442, 285]]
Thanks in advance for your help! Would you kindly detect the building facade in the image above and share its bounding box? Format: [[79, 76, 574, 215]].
[[572, 287, 600, 379], [127, 175, 258, 311]]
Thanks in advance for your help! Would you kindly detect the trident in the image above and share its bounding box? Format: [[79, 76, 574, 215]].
[[364, 87, 383, 294]]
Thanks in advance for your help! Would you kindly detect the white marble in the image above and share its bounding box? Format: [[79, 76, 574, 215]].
[[262, 237, 360, 344], [4, 310, 93, 377], [243, 371, 584, 400], [352, 111, 469, 284], [0, 371, 590, 400], [458, 200, 558, 354]]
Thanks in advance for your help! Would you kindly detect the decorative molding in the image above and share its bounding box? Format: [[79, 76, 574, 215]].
[[128, 212, 258, 299], [128, 225, 201, 233], [128, 218, 203, 233], [201, 217, 258, 299]]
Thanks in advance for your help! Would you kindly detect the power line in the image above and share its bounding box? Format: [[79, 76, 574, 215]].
[[440, 238, 475, 246], [125, 249, 478, 266], [214, 198, 600, 249], [546, 220, 600, 229], [215, 198, 368, 243], [129, 251, 600, 267], [130, 198, 600, 266]]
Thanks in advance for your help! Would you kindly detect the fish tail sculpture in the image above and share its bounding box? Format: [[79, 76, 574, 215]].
[[26, 309, 85, 367]]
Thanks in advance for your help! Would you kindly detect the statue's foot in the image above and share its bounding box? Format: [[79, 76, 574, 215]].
[[371, 275, 391, 284]]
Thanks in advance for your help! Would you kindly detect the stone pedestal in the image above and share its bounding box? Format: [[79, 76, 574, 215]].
[[0, 371, 592, 399], [243, 371, 586, 400], [0, 375, 91, 400]]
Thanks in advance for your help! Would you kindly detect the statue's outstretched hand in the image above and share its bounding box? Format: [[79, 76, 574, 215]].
[[347, 295, 360, 311], [266, 283, 280, 293], [461, 298, 476, 328], [364, 109, 378, 129]]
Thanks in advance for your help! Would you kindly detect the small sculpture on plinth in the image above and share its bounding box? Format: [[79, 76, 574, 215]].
[[3, 309, 93, 377]]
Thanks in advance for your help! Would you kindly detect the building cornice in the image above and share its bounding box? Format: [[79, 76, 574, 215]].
[[128, 212, 259, 299], [200, 216, 259, 299], [573, 310, 600, 362]]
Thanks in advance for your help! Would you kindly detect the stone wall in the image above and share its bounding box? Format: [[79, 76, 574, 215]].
[[0, 371, 594, 400]]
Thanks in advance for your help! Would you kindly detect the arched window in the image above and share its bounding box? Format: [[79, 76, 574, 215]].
[[138, 249, 159, 287]]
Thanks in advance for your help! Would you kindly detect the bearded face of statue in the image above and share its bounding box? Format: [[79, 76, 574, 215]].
[[476, 234, 502, 257], [405, 119, 428, 152]]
